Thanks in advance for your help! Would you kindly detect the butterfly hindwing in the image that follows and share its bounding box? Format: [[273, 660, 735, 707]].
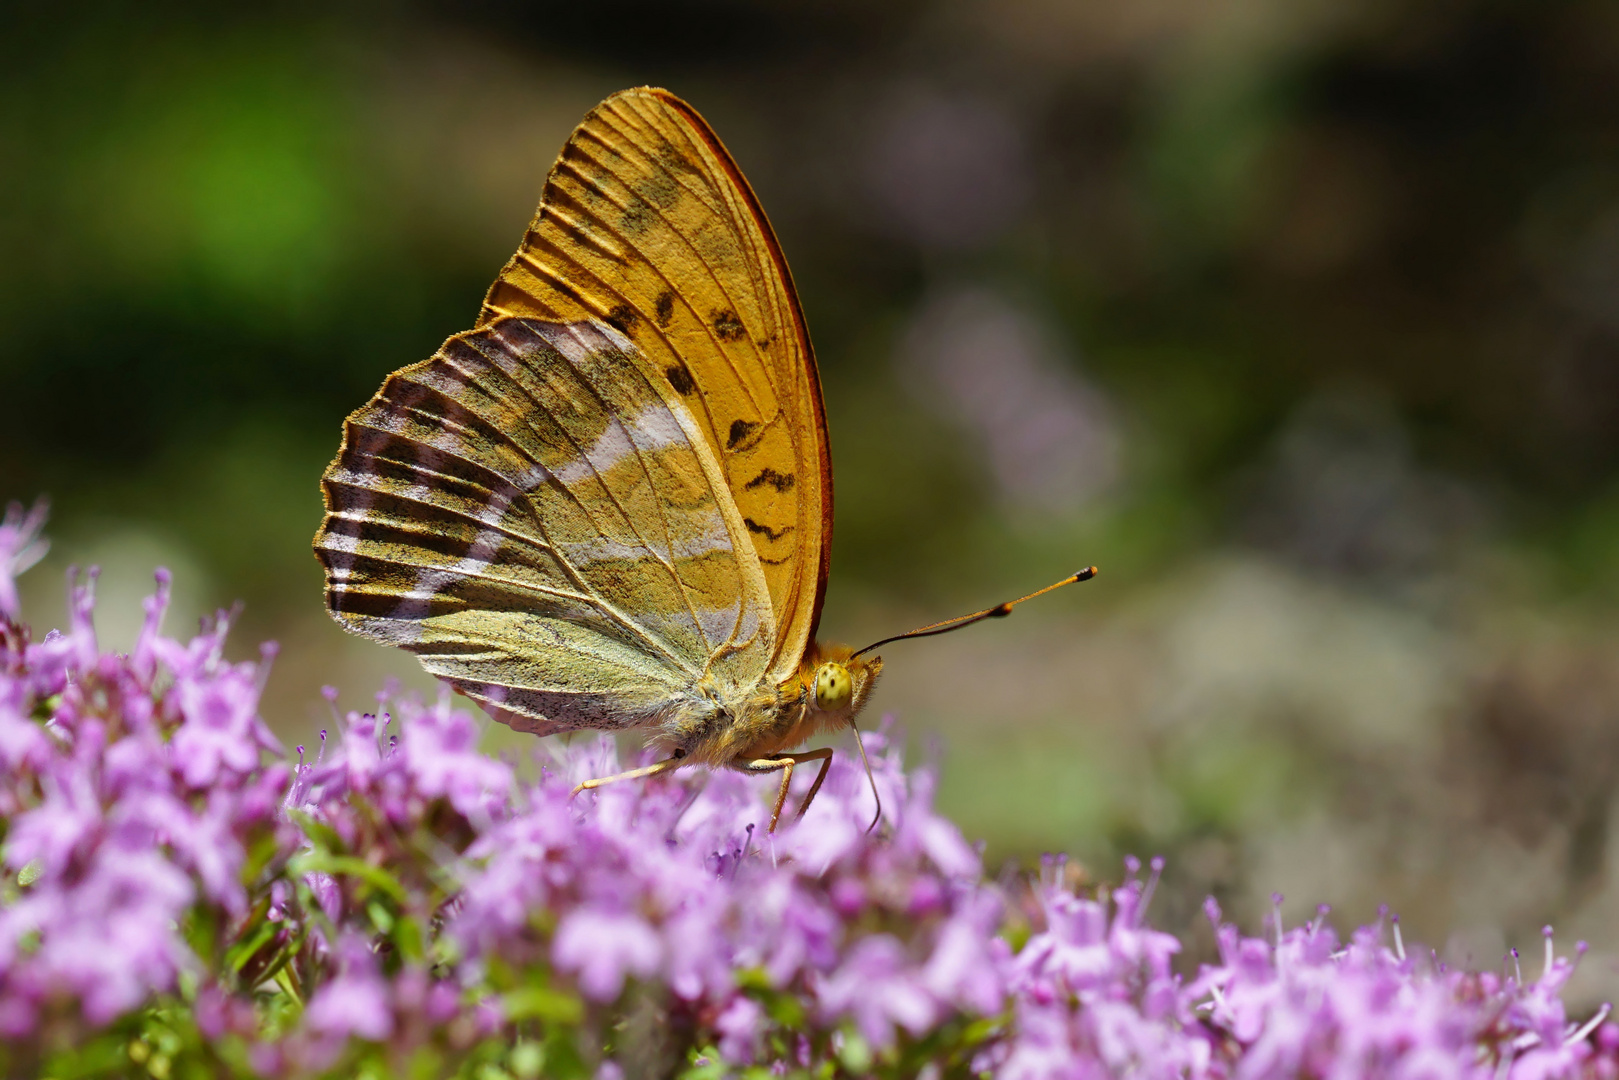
[[478, 87, 830, 686], [314, 318, 776, 735]]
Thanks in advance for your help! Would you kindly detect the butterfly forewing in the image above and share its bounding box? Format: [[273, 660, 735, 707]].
[[477, 87, 830, 685], [315, 319, 776, 735]]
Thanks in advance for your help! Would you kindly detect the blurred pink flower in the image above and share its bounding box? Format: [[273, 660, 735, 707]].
[[554, 909, 663, 1001], [306, 933, 392, 1042], [0, 499, 49, 621]]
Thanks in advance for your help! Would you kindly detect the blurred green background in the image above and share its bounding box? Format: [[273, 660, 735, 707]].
[[9, 0, 1619, 995]]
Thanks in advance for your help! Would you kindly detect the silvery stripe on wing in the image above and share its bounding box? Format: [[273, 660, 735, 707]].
[[493, 320, 693, 485], [551, 401, 691, 486], [321, 530, 362, 555], [319, 456, 381, 595], [356, 608, 422, 646], [527, 318, 775, 666], [557, 506, 731, 566], [378, 422, 491, 479], [325, 466, 480, 528], [513, 463, 554, 492], [326, 487, 528, 537], [347, 399, 502, 479], [730, 597, 766, 655], [697, 597, 745, 652], [520, 318, 635, 363], [385, 488, 516, 636]]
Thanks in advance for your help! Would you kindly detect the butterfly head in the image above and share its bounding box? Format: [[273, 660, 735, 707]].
[[804, 645, 882, 725], [813, 662, 854, 712], [803, 646, 885, 833]]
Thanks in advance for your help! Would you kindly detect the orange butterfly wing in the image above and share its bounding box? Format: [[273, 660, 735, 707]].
[[477, 87, 830, 685]]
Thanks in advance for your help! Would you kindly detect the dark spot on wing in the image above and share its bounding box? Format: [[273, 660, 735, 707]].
[[619, 201, 652, 234], [654, 291, 675, 328], [743, 468, 794, 493], [727, 418, 758, 449], [743, 518, 792, 541], [712, 309, 746, 341], [757, 554, 790, 566], [638, 168, 680, 210], [605, 303, 638, 332], [665, 363, 696, 396]]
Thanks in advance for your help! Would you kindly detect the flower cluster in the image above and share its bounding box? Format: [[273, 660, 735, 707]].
[[0, 557, 288, 1046], [2, 500, 1618, 1078], [1001, 870, 1619, 1078]]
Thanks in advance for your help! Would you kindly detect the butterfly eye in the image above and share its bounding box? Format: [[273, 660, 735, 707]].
[[813, 663, 853, 712]]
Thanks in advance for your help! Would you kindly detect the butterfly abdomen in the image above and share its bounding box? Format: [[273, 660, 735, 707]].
[[646, 676, 789, 766]]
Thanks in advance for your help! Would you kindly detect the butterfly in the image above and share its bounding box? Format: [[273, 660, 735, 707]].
[[313, 87, 1094, 831]]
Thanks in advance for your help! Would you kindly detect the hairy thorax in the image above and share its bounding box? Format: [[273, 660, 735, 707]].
[[656, 643, 883, 766]]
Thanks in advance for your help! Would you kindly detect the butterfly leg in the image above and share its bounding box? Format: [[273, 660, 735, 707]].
[[571, 750, 687, 797], [743, 748, 834, 833]]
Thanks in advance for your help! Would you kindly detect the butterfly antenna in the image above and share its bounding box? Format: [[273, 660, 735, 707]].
[[850, 567, 1097, 659], [851, 718, 883, 833]]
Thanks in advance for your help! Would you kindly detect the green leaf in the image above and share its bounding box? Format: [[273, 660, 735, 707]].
[[837, 1031, 872, 1074], [273, 964, 304, 1007], [393, 913, 426, 964], [286, 807, 345, 854], [733, 967, 772, 992], [31, 692, 63, 723], [407, 1045, 448, 1080], [764, 991, 806, 1030], [225, 918, 278, 974], [538, 1026, 590, 1080], [41, 1026, 139, 1079], [247, 925, 306, 991], [241, 831, 287, 884], [959, 1016, 1003, 1047], [289, 851, 407, 904], [367, 900, 394, 935], [502, 986, 583, 1025], [509, 1041, 545, 1080], [677, 1058, 727, 1080]]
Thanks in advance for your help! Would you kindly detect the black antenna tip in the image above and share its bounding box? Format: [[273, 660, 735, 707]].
[[1075, 566, 1098, 582]]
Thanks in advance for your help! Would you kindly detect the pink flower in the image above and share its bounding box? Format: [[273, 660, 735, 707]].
[[171, 660, 265, 786], [0, 500, 49, 621], [399, 694, 512, 816], [553, 909, 663, 1001], [306, 934, 393, 1041], [2, 512, 1617, 1078], [818, 934, 938, 1048], [27, 848, 195, 1024], [715, 995, 763, 1063]]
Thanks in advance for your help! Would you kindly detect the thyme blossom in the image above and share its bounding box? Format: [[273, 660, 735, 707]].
[[0, 504, 1615, 1077]]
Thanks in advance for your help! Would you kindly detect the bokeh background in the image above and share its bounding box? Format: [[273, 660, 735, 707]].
[[8, 0, 1619, 998]]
